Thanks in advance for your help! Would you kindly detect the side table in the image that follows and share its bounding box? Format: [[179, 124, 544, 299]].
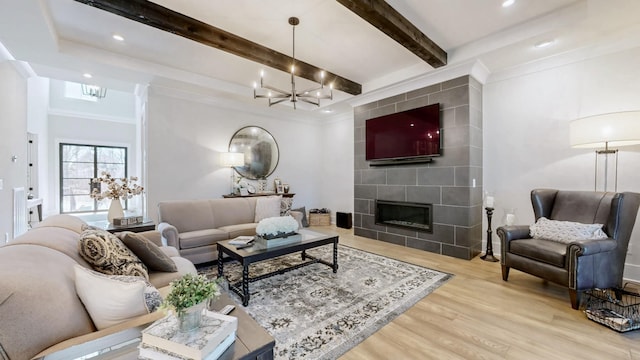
[[87, 220, 156, 234]]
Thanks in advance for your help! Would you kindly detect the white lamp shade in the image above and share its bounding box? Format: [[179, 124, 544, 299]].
[[220, 152, 245, 167], [570, 111, 640, 148]]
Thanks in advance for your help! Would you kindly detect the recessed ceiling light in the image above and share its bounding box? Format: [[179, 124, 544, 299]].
[[83, 73, 93, 79], [502, 0, 516, 7], [535, 39, 555, 48], [322, 109, 334, 114], [112, 34, 124, 41]]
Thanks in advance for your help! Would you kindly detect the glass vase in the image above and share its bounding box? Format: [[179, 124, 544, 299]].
[[502, 208, 517, 226], [107, 199, 124, 223], [177, 302, 206, 332]]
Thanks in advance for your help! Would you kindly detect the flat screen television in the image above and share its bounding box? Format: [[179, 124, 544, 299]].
[[365, 103, 441, 162]]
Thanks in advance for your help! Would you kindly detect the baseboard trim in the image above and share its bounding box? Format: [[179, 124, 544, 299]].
[[624, 263, 640, 284]]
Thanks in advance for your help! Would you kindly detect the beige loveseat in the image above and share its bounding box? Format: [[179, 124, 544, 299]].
[[158, 196, 302, 265], [0, 215, 196, 360]]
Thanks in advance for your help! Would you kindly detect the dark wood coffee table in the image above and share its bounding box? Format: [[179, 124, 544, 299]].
[[210, 293, 275, 360], [217, 229, 339, 306]]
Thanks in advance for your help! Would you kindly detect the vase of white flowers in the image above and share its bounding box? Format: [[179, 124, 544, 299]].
[[90, 171, 144, 223], [255, 216, 301, 248], [107, 198, 124, 223]]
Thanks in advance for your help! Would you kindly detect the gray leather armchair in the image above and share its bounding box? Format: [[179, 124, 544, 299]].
[[497, 189, 640, 309]]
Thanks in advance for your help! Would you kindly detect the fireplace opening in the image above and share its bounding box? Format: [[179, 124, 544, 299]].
[[375, 200, 433, 233]]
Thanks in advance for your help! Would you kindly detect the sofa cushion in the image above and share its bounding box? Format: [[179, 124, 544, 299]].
[[255, 195, 282, 222], [210, 197, 257, 228], [34, 214, 88, 233], [74, 265, 162, 330], [158, 200, 216, 232], [79, 229, 148, 279], [530, 217, 608, 244], [510, 238, 567, 267], [218, 223, 258, 239], [119, 232, 177, 272], [179, 229, 229, 249]]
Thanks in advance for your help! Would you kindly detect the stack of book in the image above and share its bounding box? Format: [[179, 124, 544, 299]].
[[229, 236, 255, 249], [139, 310, 238, 360]]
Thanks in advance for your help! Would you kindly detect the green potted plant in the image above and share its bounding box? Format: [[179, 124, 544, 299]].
[[162, 273, 221, 332]]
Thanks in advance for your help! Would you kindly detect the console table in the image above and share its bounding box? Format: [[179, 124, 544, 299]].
[[223, 193, 294, 199]]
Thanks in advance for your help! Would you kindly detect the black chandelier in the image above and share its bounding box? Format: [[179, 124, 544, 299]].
[[253, 17, 333, 109]]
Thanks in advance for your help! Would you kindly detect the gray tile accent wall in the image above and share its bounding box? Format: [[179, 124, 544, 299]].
[[353, 75, 483, 260]]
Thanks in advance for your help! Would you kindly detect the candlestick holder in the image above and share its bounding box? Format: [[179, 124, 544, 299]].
[[481, 207, 499, 262]]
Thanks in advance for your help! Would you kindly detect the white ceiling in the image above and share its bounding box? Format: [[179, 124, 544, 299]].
[[1, 0, 640, 117]]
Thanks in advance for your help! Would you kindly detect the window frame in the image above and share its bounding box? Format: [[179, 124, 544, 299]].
[[59, 143, 128, 214]]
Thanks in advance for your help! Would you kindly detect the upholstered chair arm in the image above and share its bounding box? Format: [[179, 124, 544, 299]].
[[497, 225, 531, 244], [569, 238, 617, 257], [568, 239, 619, 291], [157, 222, 179, 248]]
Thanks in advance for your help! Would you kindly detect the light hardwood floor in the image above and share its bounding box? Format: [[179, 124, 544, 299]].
[[318, 226, 640, 360]]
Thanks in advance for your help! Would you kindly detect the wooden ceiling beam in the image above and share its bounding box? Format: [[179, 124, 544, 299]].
[[336, 0, 447, 68], [75, 0, 362, 95]]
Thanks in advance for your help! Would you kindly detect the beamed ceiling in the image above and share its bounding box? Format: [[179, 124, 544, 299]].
[[1, 0, 640, 116]]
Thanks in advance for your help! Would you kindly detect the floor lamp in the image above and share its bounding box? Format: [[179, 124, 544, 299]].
[[220, 152, 245, 195], [570, 111, 640, 192]]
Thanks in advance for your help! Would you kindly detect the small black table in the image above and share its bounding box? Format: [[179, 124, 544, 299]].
[[217, 229, 339, 306]]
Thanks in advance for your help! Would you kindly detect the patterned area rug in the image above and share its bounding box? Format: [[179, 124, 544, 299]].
[[199, 244, 452, 360]]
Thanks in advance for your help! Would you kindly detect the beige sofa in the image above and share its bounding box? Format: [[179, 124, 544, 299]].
[[0, 215, 196, 360], [158, 196, 302, 265]]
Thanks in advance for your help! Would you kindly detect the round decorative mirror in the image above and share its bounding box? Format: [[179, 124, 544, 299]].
[[229, 126, 279, 180]]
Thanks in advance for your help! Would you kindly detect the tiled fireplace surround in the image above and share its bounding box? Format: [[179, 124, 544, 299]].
[[353, 75, 483, 260]]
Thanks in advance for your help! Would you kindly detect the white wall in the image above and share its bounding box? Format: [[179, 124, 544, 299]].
[[0, 61, 28, 243], [484, 46, 640, 280], [145, 89, 327, 223], [321, 114, 355, 221]]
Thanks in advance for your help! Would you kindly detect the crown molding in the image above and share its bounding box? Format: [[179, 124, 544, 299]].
[[349, 59, 489, 108]]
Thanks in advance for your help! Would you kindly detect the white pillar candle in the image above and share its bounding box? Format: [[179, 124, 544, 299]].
[[506, 213, 515, 225], [485, 196, 494, 208]]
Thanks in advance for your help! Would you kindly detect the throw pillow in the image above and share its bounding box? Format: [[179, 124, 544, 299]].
[[79, 228, 149, 279], [292, 206, 309, 227], [255, 195, 282, 222], [120, 232, 178, 272], [529, 217, 608, 244], [74, 265, 162, 330], [280, 197, 293, 216]]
